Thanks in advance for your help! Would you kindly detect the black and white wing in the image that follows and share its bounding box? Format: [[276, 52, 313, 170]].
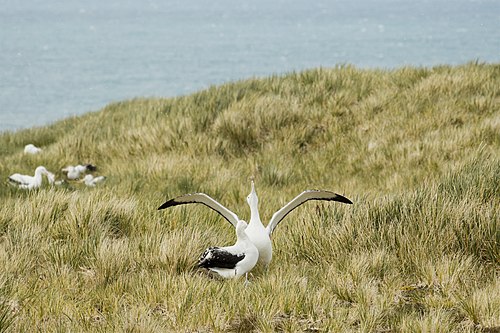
[[8, 174, 29, 187], [158, 193, 240, 227], [198, 247, 245, 269], [266, 190, 352, 236]]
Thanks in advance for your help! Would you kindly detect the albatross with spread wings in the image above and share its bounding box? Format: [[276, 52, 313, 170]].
[[158, 180, 352, 266]]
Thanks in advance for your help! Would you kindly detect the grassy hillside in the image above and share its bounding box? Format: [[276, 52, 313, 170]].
[[0, 63, 499, 332]]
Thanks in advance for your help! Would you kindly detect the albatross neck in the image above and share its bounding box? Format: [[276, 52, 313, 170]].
[[34, 167, 46, 180], [236, 222, 251, 242], [249, 200, 263, 227]]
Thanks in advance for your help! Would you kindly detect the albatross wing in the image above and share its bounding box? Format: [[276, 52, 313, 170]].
[[198, 247, 245, 269], [158, 193, 240, 227], [266, 190, 352, 236], [8, 174, 31, 187]]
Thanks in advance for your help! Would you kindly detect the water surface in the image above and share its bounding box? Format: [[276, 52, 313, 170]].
[[1, 0, 498, 131]]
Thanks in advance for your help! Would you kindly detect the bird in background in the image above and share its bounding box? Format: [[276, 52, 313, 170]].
[[82, 174, 106, 187], [158, 180, 352, 266], [62, 164, 97, 180], [198, 220, 259, 283], [24, 144, 42, 155], [11, 145, 103, 189], [8, 166, 55, 189]]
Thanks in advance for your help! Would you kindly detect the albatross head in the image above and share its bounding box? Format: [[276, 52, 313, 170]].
[[34, 166, 48, 175], [235, 220, 249, 238], [246, 180, 259, 208]]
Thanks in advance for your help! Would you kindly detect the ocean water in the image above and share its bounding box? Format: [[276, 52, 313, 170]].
[[1, 0, 499, 132]]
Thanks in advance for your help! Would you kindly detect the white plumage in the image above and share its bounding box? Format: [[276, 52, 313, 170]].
[[24, 144, 42, 154], [62, 164, 96, 180], [198, 220, 258, 281], [82, 174, 106, 187], [8, 166, 55, 189], [159, 180, 352, 266]]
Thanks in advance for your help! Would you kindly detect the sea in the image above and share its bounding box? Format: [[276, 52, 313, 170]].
[[1, 0, 499, 132]]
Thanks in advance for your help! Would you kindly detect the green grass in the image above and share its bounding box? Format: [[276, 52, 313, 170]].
[[0, 63, 499, 332]]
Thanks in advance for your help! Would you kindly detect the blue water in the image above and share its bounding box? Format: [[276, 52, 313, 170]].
[[1, 0, 499, 132]]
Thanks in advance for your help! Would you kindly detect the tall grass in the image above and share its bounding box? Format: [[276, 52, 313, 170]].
[[0, 63, 498, 332]]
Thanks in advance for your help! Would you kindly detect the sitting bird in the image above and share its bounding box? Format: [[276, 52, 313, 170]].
[[198, 220, 259, 282], [8, 166, 55, 189], [82, 174, 106, 187], [62, 164, 97, 180], [24, 144, 42, 154]]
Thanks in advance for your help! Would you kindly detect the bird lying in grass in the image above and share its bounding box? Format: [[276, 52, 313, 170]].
[[81, 174, 106, 187], [8, 166, 55, 189], [62, 164, 97, 180], [24, 144, 42, 154]]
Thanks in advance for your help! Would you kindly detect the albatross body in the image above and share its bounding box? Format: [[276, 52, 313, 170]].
[[82, 174, 106, 187], [8, 166, 54, 189], [24, 144, 42, 154], [198, 220, 258, 280], [62, 164, 97, 180], [159, 181, 352, 266]]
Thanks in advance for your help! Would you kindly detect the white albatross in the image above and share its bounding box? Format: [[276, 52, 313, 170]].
[[24, 144, 42, 154], [8, 166, 55, 189], [81, 174, 106, 187], [158, 181, 353, 266], [62, 164, 97, 180], [198, 220, 258, 282]]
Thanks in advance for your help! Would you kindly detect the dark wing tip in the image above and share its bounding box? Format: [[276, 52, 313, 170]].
[[158, 198, 180, 210], [309, 190, 353, 205], [335, 194, 353, 205]]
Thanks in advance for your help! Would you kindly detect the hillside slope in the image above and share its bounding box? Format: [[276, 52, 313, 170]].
[[0, 63, 499, 332]]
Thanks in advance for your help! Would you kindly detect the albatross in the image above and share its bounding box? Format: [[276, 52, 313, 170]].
[[198, 220, 258, 282], [24, 144, 42, 154], [81, 174, 106, 187], [8, 166, 55, 189], [158, 181, 352, 266], [62, 164, 97, 180]]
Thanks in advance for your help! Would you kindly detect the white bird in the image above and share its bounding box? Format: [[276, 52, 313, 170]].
[[198, 220, 258, 282], [62, 164, 97, 180], [81, 174, 106, 187], [24, 144, 42, 154], [158, 181, 352, 266], [8, 166, 54, 189]]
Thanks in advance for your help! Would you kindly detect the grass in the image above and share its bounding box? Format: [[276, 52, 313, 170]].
[[0, 62, 499, 332]]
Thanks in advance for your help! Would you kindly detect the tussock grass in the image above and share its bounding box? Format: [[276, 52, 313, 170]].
[[0, 63, 499, 332]]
